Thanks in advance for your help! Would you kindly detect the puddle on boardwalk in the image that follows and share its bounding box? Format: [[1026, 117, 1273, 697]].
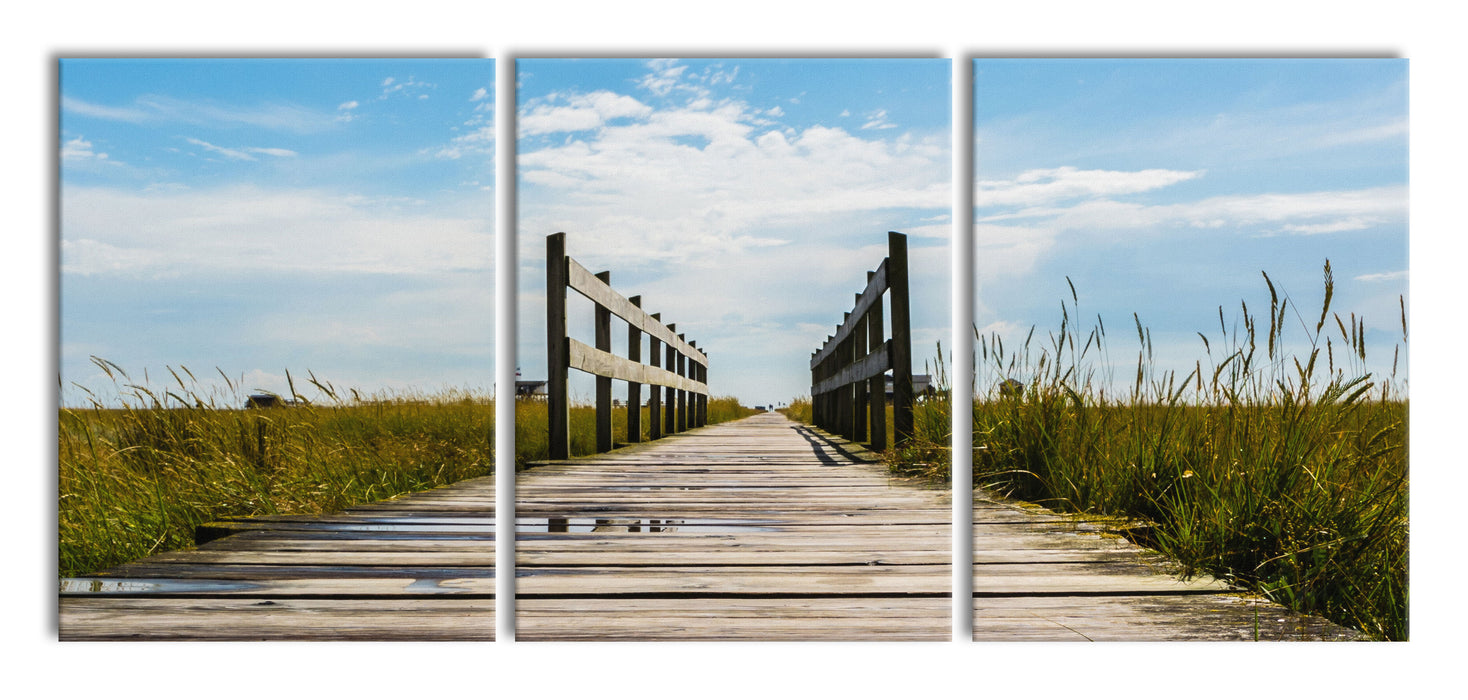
[[60, 578, 257, 594], [307, 522, 494, 534], [515, 517, 780, 533]]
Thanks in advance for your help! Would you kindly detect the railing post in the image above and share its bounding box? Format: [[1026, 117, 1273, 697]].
[[836, 312, 850, 440], [697, 356, 707, 427], [810, 351, 819, 429], [665, 324, 677, 434], [648, 313, 663, 440], [852, 289, 868, 443], [888, 231, 914, 446], [689, 342, 701, 428], [627, 295, 643, 444], [819, 336, 832, 431], [867, 272, 887, 452], [546, 232, 570, 460], [676, 334, 688, 433], [594, 271, 613, 453]]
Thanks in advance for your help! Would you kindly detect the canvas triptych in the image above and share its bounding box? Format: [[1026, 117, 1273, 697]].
[[58, 57, 1407, 641]]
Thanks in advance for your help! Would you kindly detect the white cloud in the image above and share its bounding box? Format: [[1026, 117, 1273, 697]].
[[182, 138, 296, 161], [379, 76, 435, 100], [471, 87, 488, 101], [61, 135, 116, 164], [338, 100, 359, 111], [978, 166, 1204, 208], [638, 59, 689, 96], [435, 125, 494, 160], [861, 109, 896, 130], [1313, 118, 1408, 148], [64, 95, 338, 133], [520, 112, 950, 265], [989, 185, 1405, 240], [520, 90, 653, 135], [1278, 217, 1378, 235], [61, 96, 152, 123], [186, 137, 255, 161], [247, 147, 298, 158], [1355, 270, 1408, 283], [976, 164, 1406, 286], [61, 184, 491, 278]]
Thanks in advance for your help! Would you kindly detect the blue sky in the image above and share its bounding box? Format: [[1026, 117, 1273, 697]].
[[973, 59, 1409, 397], [516, 59, 952, 407], [60, 59, 495, 406]]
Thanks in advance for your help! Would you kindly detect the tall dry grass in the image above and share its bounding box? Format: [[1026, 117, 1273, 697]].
[[59, 361, 493, 577], [969, 261, 1407, 639]]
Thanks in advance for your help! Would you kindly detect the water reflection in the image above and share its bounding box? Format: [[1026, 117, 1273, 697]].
[[59, 578, 256, 594], [518, 517, 779, 533]]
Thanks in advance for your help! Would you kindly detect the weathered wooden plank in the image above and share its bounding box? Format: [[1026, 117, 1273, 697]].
[[811, 259, 888, 369], [60, 576, 496, 597], [60, 598, 495, 641], [812, 341, 890, 395], [568, 338, 707, 393], [112, 550, 500, 567], [567, 256, 705, 362], [516, 550, 948, 565], [515, 597, 948, 642], [970, 595, 1361, 641]]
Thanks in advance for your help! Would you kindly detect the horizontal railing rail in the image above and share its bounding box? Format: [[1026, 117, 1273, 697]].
[[810, 231, 913, 450], [546, 232, 709, 459]]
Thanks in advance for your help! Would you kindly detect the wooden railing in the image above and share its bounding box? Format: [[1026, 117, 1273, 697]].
[[546, 232, 709, 460], [810, 231, 913, 450]]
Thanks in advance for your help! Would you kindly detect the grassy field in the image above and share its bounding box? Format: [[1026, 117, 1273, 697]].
[[791, 262, 1409, 640], [59, 363, 494, 578], [968, 265, 1407, 639]]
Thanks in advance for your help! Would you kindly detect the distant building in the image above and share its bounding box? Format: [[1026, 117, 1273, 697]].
[[885, 374, 935, 401], [516, 380, 548, 399], [246, 393, 300, 409], [999, 378, 1025, 398]]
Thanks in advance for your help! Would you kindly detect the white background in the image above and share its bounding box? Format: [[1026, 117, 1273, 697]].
[[9, 1, 1461, 696]]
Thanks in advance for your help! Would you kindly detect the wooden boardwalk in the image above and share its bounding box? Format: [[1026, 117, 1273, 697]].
[[58, 411, 1360, 641], [515, 412, 952, 640], [58, 475, 495, 640]]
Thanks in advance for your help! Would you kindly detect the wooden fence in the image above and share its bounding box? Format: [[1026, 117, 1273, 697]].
[[810, 231, 913, 450], [546, 232, 709, 460]]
